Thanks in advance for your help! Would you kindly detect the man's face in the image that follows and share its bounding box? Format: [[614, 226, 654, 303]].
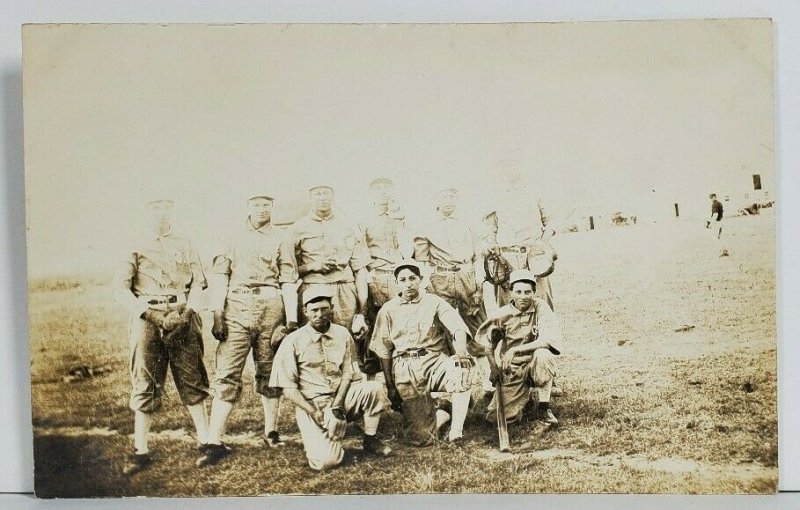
[[304, 299, 333, 330], [371, 182, 395, 207], [510, 281, 535, 311], [310, 188, 334, 216], [248, 198, 273, 225], [147, 201, 174, 231], [396, 268, 421, 300], [437, 190, 458, 217]]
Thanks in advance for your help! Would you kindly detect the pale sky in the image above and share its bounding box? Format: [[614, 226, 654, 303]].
[[22, 20, 774, 277]]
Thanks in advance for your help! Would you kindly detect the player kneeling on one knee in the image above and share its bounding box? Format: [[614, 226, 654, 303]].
[[370, 260, 476, 447], [476, 269, 563, 427], [270, 286, 392, 471]]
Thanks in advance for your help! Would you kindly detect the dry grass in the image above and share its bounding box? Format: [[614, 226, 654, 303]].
[[29, 213, 778, 496]]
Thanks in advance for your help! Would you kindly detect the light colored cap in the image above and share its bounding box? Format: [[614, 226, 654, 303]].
[[309, 184, 334, 193], [247, 194, 274, 203], [393, 259, 422, 278], [508, 269, 537, 288], [369, 177, 394, 188], [145, 198, 175, 207], [302, 285, 334, 306]]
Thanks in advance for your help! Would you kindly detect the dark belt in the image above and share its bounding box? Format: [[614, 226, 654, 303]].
[[230, 286, 274, 295], [371, 266, 396, 274], [146, 295, 178, 305], [501, 246, 528, 254], [433, 265, 465, 273], [396, 348, 430, 359]]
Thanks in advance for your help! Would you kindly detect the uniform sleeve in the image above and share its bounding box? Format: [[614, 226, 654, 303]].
[[186, 241, 208, 290], [113, 248, 149, 318], [348, 224, 372, 272], [435, 297, 470, 339], [481, 211, 499, 248], [536, 300, 563, 355], [341, 334, 356, 382], [412, 232, 432, 265], [278, 231, 300, 284], [538, 198, 557, 236], [369, 306, 394, 359], [269, 337, 300, 389], [469, 224, 486, 282], [207, 235, 231, 312]]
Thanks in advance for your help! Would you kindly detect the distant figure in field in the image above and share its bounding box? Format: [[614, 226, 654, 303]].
[[707, 193, 728, 257]]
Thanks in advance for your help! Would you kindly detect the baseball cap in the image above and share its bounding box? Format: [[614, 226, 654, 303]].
[[302, 285, 334, 306], [508, 269, 537, 288], [393, 259, 422, 278]]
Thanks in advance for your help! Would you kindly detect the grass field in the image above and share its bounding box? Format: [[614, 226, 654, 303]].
[[28, 212, 777, 496]]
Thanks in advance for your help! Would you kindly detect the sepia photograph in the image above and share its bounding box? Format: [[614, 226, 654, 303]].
[[22, 20, 776, 496]]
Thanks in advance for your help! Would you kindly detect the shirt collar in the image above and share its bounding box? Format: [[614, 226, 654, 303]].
[[436, 211, 459, 221], [151, 227, 173, 240], [508, 301, 535, 316], [305, 324, 332, 342], [246, 217, 272, 234], [398, 290, 425, 304], [310, 209, 336, 222]]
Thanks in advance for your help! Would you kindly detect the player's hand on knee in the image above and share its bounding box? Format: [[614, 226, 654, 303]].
[[323, 407, 347, 440]]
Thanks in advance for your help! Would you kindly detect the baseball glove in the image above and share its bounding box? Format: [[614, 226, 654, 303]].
[[323, 407, 348, 440], [484, 251, 514, 290]]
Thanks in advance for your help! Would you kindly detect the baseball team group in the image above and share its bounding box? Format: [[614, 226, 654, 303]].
[[115, 168, 565, 475]]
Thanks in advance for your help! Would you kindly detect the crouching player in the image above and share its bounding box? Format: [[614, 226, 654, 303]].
[[269, 286, 392, 471], [477, 269, 563, 428]]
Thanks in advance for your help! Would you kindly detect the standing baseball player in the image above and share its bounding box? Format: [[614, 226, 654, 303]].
[[476, 270, 563, 428], [359, 177, 413, 373], [707, 193, 728, 257], [114, 198, 210, 475], [370, 260, 475, 446], [196, 193, 300, 467], [413, 187, 493, 393], [290, 185, 372, 348], [413, 187, 486, 335], [482, 160, 558, 312], [270, 286, 393, 471]]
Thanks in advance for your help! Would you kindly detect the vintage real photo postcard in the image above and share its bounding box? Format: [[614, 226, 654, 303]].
[[22, 20, 777, 496]]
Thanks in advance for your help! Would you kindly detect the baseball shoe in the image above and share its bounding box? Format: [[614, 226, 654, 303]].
[[551, 384, 564, 397], [122, 451, 152, 475], [362, 434, 392, 457], [446, 435, 466, 448], [539, 408, 559, 427], [195, 443, 232, 468], [264, 431, 285, 448]]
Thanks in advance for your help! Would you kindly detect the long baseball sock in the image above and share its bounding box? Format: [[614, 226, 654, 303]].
[[206, 399, 234, 445], [363, 413, 380, 435], [261, 395, 280, 435], [186, 402, 209, 445], [133, 411, 152, 454], [436, 409, 451, 430], [449, 391, 470, 440]]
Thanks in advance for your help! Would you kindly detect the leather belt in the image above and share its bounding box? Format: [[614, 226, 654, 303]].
[[433, 265, 464, 273], [501, 246, 528, 254], [138, 295, 179, 305], [370, 267, 396, 274], [230, 286, 278, 295], [396, 348, 430, 359]]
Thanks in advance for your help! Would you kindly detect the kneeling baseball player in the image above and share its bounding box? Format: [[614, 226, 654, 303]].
[[370, 260, 476, 446], [477, 269, 563, 428], [269, 286, 393, 471]]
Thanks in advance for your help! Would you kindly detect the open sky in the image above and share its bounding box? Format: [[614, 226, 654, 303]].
[[22, 20, 774, 277]]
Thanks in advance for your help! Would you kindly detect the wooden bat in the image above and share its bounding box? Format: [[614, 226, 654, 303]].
[[495, 335, 511, 452]]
